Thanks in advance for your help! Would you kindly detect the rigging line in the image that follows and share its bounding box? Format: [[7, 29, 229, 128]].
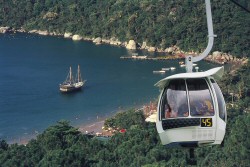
[[230, 0, 250, 13]]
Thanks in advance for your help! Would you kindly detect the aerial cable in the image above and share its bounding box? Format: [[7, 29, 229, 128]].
[[230, 0, 250, 13]]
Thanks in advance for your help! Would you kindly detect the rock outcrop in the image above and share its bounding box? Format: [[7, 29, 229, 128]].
[[64, 32, 72, 38], [16, 27, 26, 33], [203, 51, 248, 65], [83, 37, 92, 41], [148, 47, 156, 52], [37, 30, 49, 36], [43, 12, 58, 21], [212, 51, 222, 59], [109, 38, 122, 46], [93, 37, 102, 44], [165, 47, 175, 54], [0, 26, 10, 33], [242, 58, 248, 65], [29, 29, 38, 33], [140, 42, 147, 50], [72, 35, 82, 41], [126, 40, 136, 50], [164, 46, 181, 54], [1, 25, 248, 66]]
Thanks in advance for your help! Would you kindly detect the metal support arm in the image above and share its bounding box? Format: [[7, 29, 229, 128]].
[[186, 0, 216, 72]]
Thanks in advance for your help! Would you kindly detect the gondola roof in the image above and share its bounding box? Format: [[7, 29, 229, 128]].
[[155, 66, 224, 89]]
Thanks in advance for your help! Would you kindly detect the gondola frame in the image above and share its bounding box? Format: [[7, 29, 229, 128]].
[[155, 67, 227, 147]]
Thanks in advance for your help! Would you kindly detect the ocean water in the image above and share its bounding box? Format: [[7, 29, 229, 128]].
[[0, 33, 219, 142]]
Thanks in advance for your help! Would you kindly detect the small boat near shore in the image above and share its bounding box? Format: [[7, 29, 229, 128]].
[[170, 67, 176, 70], [179, 61, 185, 65], [162, 68, 170, 71], [180, 63, 197, 67], [161, 67, 176, 71], [131, 55, 147, 59], [59, 65, 86, 92], [153, 70, 166, 74]]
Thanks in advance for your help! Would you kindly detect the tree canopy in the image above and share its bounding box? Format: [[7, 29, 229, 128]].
[[0, 0, 249, 57], [0, 61, 249, 167], [0, 0, 249, 166]]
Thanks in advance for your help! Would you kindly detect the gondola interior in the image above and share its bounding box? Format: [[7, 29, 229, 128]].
[[155, 67, 227, 147]]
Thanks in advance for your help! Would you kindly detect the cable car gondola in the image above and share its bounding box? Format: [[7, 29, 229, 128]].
[[155, 67, 227, 147], [155, 0, 227, 148]]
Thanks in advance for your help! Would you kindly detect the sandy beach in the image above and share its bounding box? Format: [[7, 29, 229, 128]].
[[78, 120, 107, 135], [8, 117, 112, 145], [8, 102, 157, 145]]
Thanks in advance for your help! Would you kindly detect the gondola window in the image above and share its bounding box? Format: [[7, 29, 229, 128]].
[[211, 79, 226, 121], [186, 78, 214, 117], [161, 79, 189, 119]]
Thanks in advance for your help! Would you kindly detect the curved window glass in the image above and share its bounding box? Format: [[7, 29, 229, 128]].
[[161, 79, 189, 119], [186, 78, 214, 116], [211, 79, 226, 121]]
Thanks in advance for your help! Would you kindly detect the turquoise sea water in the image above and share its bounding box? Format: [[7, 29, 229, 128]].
[[0, 33, 219, 142]]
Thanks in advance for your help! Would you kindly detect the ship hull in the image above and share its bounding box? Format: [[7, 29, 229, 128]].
[[59, 85, 82, 92], [59, 81, 84, 93]]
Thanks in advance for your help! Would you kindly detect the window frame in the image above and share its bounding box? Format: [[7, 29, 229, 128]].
[[186, 77, 215, 117], [160, 79, 189, 120], [160, 78, 216, 120], [210, 78, 227, 122]]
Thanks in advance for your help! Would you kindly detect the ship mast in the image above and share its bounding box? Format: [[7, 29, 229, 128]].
[[69, 66, 73, 84], [77, 65, 81, 82]]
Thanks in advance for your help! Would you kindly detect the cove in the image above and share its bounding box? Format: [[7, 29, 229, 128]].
[[0, 33, 219, 142]]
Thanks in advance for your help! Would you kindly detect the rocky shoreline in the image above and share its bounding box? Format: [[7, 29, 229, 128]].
[[1, 26, 248, 66]]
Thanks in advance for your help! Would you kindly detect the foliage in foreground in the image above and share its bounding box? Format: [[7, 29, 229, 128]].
[[0, 64, 249, 167], [0, 111, 249, 166]]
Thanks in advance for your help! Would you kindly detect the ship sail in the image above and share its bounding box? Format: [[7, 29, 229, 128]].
[[59, 65, 86, 92]]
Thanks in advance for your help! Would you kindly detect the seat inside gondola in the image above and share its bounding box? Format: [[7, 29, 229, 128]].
[[161, 78, 214, 121], [155, 67, 227, 147]]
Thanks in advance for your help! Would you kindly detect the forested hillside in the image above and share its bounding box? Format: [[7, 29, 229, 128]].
[[0, 0, 249, 57], [0, 1, 249, 166], [0, 62, 249, 166]]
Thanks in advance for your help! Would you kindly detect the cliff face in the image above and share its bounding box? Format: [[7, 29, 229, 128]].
[[0, 0, 249, 57]]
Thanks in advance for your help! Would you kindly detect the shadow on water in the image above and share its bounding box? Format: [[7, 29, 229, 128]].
[[59, 87, 89, 100]]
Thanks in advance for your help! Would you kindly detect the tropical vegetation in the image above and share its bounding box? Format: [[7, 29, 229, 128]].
[[0, 0, 249, 57], [0, 0, 249, 166], [0, 62, 249, 166]]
